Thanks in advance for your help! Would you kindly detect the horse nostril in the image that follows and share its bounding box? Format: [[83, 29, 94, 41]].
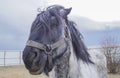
[[32, 51, 40, 63], [33, 51, 38, 58], [29, 52, 37, 60]]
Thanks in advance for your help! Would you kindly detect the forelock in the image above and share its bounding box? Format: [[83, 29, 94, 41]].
[[47, 5, 64, 13]]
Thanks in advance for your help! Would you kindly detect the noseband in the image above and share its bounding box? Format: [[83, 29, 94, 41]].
[[26, 38, 69, 54], [26, 25, 70, 70]]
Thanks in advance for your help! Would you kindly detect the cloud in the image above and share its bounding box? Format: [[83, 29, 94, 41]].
[[48, 0, 120, 22], [69, 15, 120, 31], [0, 0, 120, 49], [0, 0, 40, 50], [0, 0, 51, 50]]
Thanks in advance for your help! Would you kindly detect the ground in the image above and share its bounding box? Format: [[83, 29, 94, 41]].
[[0, 65, 119, 78], [0, 65, 47, 78]]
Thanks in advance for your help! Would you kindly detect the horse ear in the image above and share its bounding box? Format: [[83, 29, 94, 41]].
[[65, 7, 72, 15], [59, 7, 72, 19]]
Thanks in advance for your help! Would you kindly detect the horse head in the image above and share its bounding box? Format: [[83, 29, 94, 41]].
[[23, 5, 72, 75]]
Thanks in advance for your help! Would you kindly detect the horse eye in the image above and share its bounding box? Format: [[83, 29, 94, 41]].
[[51, 16, 58, 26], [51, 16, 56, 20], [50, 12, 55, 16]]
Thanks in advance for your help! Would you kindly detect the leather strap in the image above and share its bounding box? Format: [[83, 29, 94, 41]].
[[26, 40, 46, 50], [26, 38, 70, 52]]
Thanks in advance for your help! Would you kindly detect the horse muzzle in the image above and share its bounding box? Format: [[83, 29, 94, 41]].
[[23, 47, 48, 75]]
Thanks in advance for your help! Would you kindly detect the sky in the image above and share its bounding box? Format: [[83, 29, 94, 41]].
[[48, 0, 120, 22], [0, 0, 120, 50]]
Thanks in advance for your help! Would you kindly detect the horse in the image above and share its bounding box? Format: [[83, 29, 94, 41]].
[[22, 5, 107, 78]]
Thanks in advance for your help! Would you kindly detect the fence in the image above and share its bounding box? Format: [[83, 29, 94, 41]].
[[0, 48, 103, 66], [0, 50, 23, 66], [0, 47, 120, 66]]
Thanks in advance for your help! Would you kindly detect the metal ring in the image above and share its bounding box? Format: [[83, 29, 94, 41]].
[[44, 44, 52, 55]]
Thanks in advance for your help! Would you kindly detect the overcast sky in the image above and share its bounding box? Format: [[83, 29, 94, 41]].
[[0, 0, 120, 50], [48, 0, 120, 22]]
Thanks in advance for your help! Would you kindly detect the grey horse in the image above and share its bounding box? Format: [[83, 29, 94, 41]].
[[22, 5, 107, 78]]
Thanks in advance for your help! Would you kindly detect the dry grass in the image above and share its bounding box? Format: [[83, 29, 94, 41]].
[[108, 73, 120, 78], [0, 65, 120, 78], [0, 65, 48, 78]]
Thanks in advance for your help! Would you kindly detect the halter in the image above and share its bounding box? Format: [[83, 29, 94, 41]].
[[26, 38, 69, 54], [26, 25, 71, 70]]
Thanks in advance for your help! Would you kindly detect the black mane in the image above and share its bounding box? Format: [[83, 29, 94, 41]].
[[66, 20, 93, 63]]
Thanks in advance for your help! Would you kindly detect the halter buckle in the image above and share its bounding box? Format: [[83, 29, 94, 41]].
[[44, 44, 52, 55]]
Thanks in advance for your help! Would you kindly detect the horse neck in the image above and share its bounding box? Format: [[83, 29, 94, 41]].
[[49, 26, 81, 78], [49, 41, 80, 78], [55, 54, 70, 78], [49, 52, 70, 78]]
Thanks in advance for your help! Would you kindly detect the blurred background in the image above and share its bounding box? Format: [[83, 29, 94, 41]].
[[0, 0, 120, 78]]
